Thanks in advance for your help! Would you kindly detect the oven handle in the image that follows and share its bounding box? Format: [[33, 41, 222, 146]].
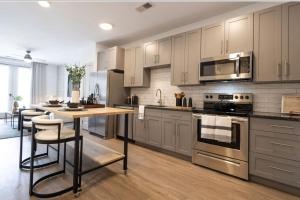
[[192, 114, 248, 123]]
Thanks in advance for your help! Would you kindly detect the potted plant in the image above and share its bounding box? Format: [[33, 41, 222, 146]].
[[65, 64, 86, 104], [9, 94, 23, 113]]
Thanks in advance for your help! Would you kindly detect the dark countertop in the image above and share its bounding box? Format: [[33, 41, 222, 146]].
[[114, 104, 193, 112], [251, 111, 300, 122]]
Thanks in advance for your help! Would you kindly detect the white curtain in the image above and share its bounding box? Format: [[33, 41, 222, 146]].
[[31, 62, 47, 104]]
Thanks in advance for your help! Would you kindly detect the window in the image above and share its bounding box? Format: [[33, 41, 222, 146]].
[[0, 64, 32, 113]]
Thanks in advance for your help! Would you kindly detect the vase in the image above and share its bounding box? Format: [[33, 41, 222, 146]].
[[71, 83, 80, 103], [12, 101, 19, 113]]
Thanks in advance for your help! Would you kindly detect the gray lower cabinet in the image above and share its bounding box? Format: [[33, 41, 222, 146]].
[[250, 117, 300, 188], [162, 118, 177, 151], [133, 116, 147, 143], [176, 121, 192, 156], [134, 109, 192, 156], [147, 116, 162, 147]]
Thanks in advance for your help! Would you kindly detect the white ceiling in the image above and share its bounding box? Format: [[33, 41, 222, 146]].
[[0, 2, 252, 65]]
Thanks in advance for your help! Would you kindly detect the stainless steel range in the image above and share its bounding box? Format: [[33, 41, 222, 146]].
[[192, 93, 253, 180]]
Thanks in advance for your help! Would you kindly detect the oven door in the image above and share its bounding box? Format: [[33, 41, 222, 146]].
[[192, 114, 248, 162], [199, 52, 252, 81]]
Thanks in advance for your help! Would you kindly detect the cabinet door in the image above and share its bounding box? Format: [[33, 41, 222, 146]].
[[185, 29, 201, 85], [225, 14, 253, 54], [162, 118, 176, 151], [157, 37, 172, 65], [201, 23, 225, 59], [133, 46, 145, 86], [144, 41, 157, 67], [98, 51, 107, 71], [134, 117, 147, 143], [147, 116, 162, 147], [254, 6, 282, 82], [176, 121, 192, 156], [124, 48, 135, 87], [171, 33, 186, 85], [282, 3, 300, 81]]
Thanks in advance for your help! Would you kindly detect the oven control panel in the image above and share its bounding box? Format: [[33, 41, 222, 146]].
[[204, 93, 253, 103]]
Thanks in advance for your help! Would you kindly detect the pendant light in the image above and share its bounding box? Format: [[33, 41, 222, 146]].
[[24, 50, 32, 63]]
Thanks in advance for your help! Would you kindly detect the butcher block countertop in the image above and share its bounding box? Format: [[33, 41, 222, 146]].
[[32, 104, 134, 119]]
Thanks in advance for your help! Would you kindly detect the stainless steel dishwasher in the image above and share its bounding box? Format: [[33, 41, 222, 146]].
[[114, 105, 134, 140]]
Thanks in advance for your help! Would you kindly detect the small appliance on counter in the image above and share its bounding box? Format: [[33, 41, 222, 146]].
[[281, 95, 300, 114], [131, 95, 139, 105]]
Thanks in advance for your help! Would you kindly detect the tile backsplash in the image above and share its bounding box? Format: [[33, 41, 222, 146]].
[[130, 68, 300, 113]]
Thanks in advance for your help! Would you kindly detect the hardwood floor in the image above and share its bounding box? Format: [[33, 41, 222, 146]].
[[0, 131, 300, 200]]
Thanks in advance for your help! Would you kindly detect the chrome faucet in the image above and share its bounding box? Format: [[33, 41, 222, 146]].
[[156, 89, 162, 106]]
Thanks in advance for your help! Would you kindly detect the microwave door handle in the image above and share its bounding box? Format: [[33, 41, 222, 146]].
[[235, 57, 240, 77]]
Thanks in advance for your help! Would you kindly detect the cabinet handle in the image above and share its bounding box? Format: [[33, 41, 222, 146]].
[[284, 60, 289, 76], [226, 40, 229, 53], [277, 63, 282, 77], [221, 41, 223, 54], [270, 142, 293, 148], [270, 124, 294, 129], [269, 166, 293, 174]]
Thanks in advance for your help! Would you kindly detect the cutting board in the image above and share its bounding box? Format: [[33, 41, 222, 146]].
[[281, 95, 300, 114]]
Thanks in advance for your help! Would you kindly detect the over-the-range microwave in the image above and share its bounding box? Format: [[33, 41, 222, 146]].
[[199, 52, 253, 82]]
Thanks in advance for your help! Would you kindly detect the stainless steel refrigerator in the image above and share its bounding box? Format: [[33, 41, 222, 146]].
[[88, 70, 129, 139]]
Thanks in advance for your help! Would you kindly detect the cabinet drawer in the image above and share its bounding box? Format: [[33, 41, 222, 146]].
[[250, 153, 300, 188], [162, 110, 191, 121], [250, 117, 300, 135], [250, 130, 300, 161]]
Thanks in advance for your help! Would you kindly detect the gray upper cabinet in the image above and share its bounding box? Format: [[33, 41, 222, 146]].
[[201, 23, 225, 59], [282, 3, 300, 81], [225, 14, 253, 54], [97, 46, 125, 71], [171, 29, 201, 86], [144, 37, 172, 68], [254, 6, 282, 82], [124, 46, 150, 87], [176, 121, 192, 156], [185, 29, 201, 85], [255, 3, 300, 82], [171, 33, 186, 85], [147, 116, 162, 147]]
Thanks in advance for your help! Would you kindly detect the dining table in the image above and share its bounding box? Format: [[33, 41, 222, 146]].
[[31, 104, 134, 195]]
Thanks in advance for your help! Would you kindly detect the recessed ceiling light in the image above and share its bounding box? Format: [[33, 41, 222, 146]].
[[99, 23, 113, 31], [38, 1, 51, 8]]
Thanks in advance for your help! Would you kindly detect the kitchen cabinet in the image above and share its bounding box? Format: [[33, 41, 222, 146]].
[[133, 108, 192, 156], [144, 37, 171, 68], [162, 118, 176, 151], [171, 33, 186, 85], [254, 6, 282, 82], [201, 14, 253, 59], [282, 3, 300, 81], [254, 3, 300, 82], [133, 116, 147, 143], [176, 121, 192, 156], [225, 14, 253, 54], [147, 116, 162, 147], [171, 29, 201, 86], [97, 46, 124, 71], [124, 46, 150, 87], [201, 23, 224, 59], [250, 117, 300, 188]]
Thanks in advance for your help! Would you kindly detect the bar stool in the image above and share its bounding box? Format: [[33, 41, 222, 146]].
[[29, 115, 83, 198], [19, 110, 46, 169]]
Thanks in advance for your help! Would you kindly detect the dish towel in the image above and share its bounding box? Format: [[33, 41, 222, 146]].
[[201, 115, 216, 140], [214, 116, 232, 143], [138, 105, 145, 120]]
